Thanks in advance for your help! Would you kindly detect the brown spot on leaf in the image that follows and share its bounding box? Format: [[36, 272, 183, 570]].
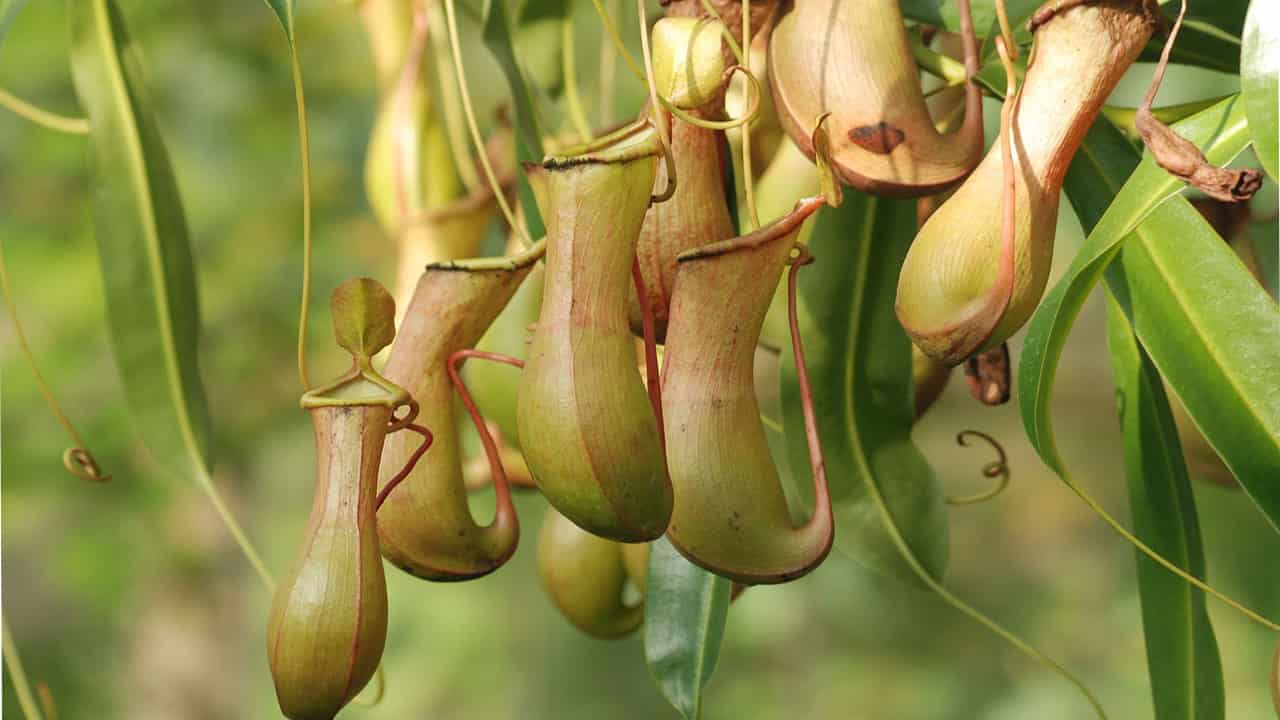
[[849, 122, 905, 155]]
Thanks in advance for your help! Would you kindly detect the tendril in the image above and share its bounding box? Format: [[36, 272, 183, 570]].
[[426, 0, 482, 193], [632, 258, 665, 451], [786, 242, 833, 533], [638, 0, 676, 202], [739, 0, 759, 230], [0, 238, 109, 483], [697, 0, 744, 64], [649, 113, 679, 204], [448, 349, 526, 523], [661, 65, 762, 131], [440, 0, 532, 248], [589, 0, 646, 83], [387, 397, 421, 433], [376, 422, 433, 511], [62, 448, 109, 483], [2, 613, 45, 720], [995, 0, 1019, 61], [947, 430, 1011, 506], [0, 87, 89, 135]]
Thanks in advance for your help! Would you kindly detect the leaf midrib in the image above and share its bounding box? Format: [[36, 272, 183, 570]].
[[840, 199, 878, 499]]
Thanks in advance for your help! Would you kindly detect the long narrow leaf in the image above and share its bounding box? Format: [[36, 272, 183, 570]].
[[644, 538, 732, 720], [1017, 98, 1280, 517], [1242, 0, 1278, 179], [1048, 105, 1280, 533], [68, 0, 213, 477], [261, 0, 295, 44], [1103, 188, 1280, 531], [481, 0, 547, 239], [1105, 297, 1224, 720], [781, 193, 948, 583]]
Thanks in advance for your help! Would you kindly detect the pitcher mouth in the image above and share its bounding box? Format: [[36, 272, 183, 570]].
[[676, 196, 825, 264], [535, 120, 664, 170]]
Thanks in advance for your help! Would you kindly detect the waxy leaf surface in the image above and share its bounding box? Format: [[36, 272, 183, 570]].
[[1106, 298, 1224, 720], [644, 538, 731, 720], [68, 0, 213, 476], [1024, 97, 1280, 531]]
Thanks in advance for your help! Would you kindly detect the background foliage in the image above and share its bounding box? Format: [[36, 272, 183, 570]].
[[1, 1, 1278, 718]]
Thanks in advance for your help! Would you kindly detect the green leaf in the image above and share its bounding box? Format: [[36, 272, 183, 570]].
[[1105, 297, 1225, 720], [1023, 97, 1280, 532], [481, 0, 547, 238], [0, 0, 30, 45], [780, 193, 948, 583], [1140, 21, 1240, 74], [1103, 190, 1280, 532], [261, 0, 294, 45], [644, 538, 731, 720], [1242, 0, 1279, 179], [330, 277, 397, 360], [481, 0, 546, 156], [68, 0, 213, 477]]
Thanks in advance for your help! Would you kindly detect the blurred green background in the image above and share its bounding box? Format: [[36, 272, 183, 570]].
[[2, 1, 1278, 718]]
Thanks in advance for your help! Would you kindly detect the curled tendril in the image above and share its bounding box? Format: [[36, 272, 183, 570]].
[[660, 65, 763, 131], [375, 422, 434, 511], [787, 242, 816, 268], [649, 115, 680, 204], [386, 397, 420, 433], [62, 447, 110, 483], [947, 430, 1010, 506]]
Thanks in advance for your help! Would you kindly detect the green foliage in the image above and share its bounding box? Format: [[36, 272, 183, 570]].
[[4, 0, 1279, 718], [67, 0, 213, 478], [1106, 297, 1225, 720], [1021, 97, 1280, 531], [1242, 0, 1278, 179], [643, 538, 731, 720]]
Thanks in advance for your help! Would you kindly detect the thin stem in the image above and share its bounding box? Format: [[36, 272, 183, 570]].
[[441, 0, 531, 247], [289, 52, 314, 391], [0, 88, 89, 135], [631, 259, 665, 450], [910, 39, 969, 85], [995, 0, 1019, 61], [696, 0, 745, 64], [786, 247, 830, 527], [1066, 468, 1280, 629], [448, 349, 525, 522], [858, 436, 1108, 716], [562, 13, 594, 143], [2, 614, 46, 720], [1140, 0, 1186, 113], [739, 0, 759, 230], [195, 463, 275, 591], [662, 65, 761, 130], [636, 0, 674, 199], [0, 237, 108, 482], [597, 0, 618, 127], [427, 1, 482, 193], [376, 423, 433, 509], [589, 0, 646, 83]]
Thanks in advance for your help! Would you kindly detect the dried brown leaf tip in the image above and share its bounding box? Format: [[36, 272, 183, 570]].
[[1136, 0, 1262, 203], [963, 342, 1011, 406]]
